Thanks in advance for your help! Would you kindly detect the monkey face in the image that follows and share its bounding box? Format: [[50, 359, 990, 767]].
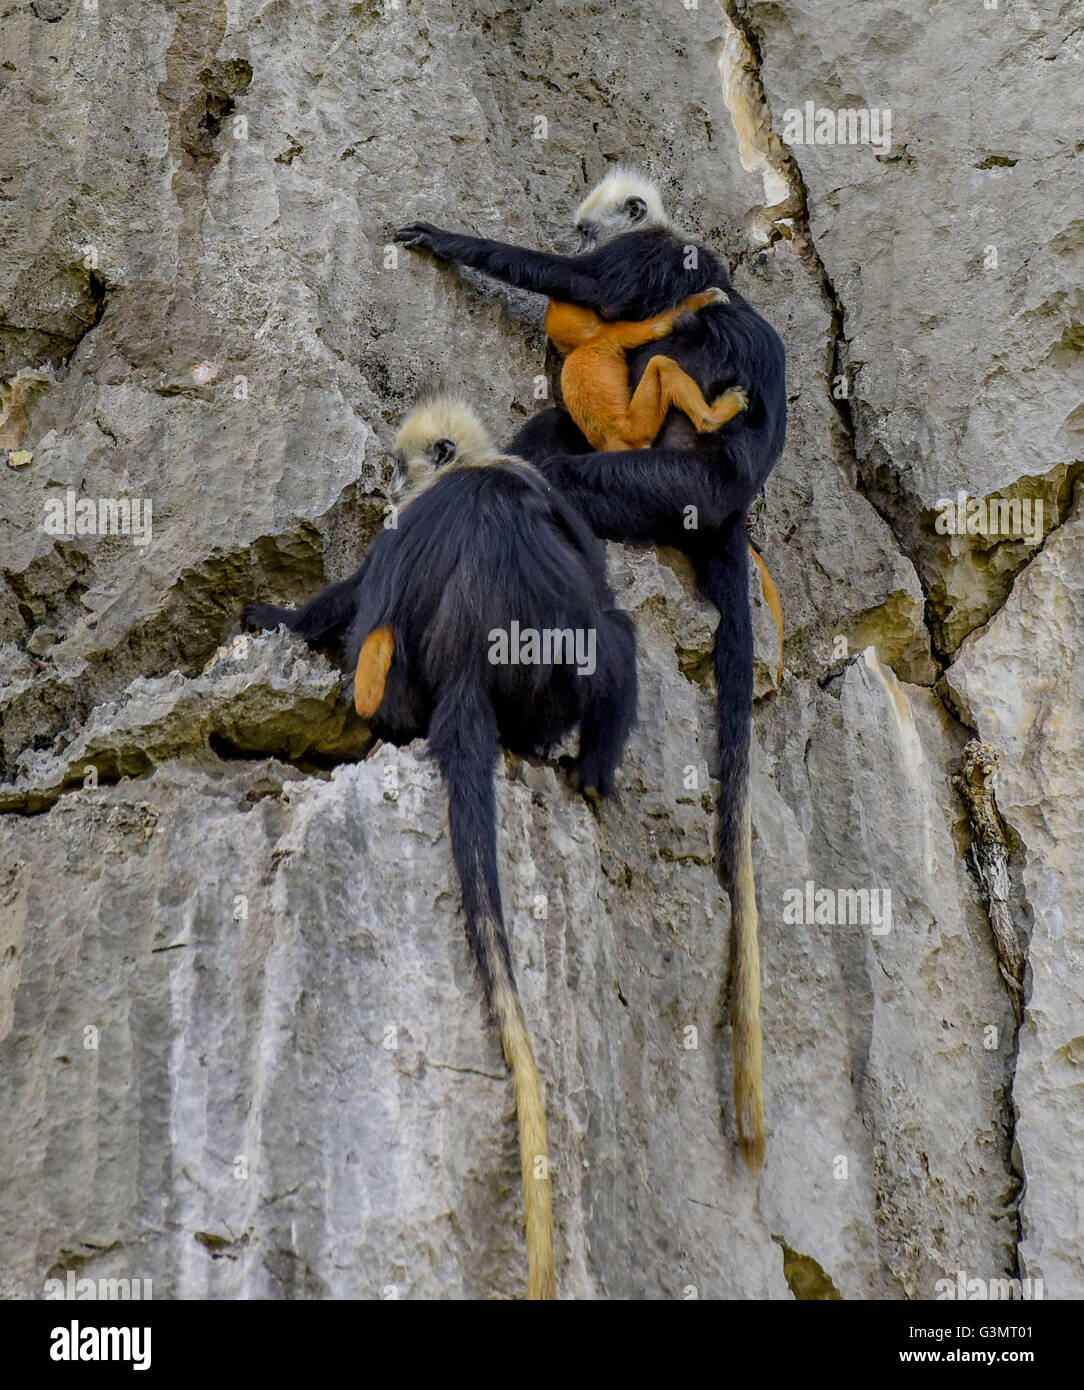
[[390, 454, 412, 495], [574, 199, 640, 250], [574, 223, 597, 252], [392, 439, 455, 494], [574, 167, 670, 248]]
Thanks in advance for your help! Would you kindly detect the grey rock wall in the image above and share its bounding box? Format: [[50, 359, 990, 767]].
[[0, 0, 1078, 1298]]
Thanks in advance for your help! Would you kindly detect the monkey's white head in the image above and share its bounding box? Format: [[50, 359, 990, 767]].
[[574, 166, 671, 250], [393, 394, 495, 492]]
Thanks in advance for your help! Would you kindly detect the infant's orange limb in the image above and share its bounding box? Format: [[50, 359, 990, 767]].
[[545, 300, 608, 355], [545, 287, 728, 356], [599, 355, 748, 450], [674, 288, 728, 316], [560, 348, 642, 451], [599, 353, 669, 448], [634, 359, 747, 436], [705, 387, 748, 428], [750, 548, 784, 687], [354, 625, 394, 718]]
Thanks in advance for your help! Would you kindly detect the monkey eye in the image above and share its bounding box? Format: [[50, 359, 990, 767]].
[[625, 196, 647, 222], [431, 438, 457, 467]]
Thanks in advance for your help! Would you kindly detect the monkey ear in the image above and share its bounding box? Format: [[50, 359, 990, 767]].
[[431, 438, 457, 467], [626, 196, 647, 223]]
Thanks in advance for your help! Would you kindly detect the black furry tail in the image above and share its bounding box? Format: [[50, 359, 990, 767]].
[[428, 677, 556, 1298], [697, 527, 753, 883], [696, 524, 766, 1172]]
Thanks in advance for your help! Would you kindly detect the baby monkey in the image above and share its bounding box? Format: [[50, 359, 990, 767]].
[[542, 291, 780, 681], [545, 289, 748, 452]]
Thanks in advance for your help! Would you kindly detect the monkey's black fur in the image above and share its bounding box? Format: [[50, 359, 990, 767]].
[[246, 441, 635, 1292], [394, 221, 786, 886], [243, 458, 638, 987]]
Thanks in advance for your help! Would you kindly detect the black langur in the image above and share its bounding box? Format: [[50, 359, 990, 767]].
[[243, 395, 638, 1299], [396, 166, 786, 1171]]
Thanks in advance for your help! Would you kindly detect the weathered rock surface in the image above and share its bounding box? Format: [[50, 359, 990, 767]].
[[733, 0, 1083, 653], [0, 632, 367, 813], [0, 0, 1077, 1298], [946, 511, 1084, 1298]]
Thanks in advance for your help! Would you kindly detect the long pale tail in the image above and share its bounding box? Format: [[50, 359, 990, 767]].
[[492, 977, 555, 1299], [729, 799, 765, 1169], [428, 677, 556, 1298], [698, 526, 766, 1172]]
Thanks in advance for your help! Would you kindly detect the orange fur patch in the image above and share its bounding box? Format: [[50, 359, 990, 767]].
[[546, 295, 741, 452], [354, 626, 394, 718]]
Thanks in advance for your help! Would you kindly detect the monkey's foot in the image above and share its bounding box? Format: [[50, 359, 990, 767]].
[[354, 626, 394, 718], [682, 286, 730, 314], [568, 755, 616, 801], [664, 287, 731, 335], [700, 388, 749, 431]]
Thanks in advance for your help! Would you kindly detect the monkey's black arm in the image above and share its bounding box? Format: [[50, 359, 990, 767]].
[[537, 448, 757, 545], [242, 569, 364, 645], [396, 222, 604, 303]]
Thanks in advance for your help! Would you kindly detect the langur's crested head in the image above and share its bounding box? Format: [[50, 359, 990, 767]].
[[574, 166, 670, 249], [393, 394, 495, 488]]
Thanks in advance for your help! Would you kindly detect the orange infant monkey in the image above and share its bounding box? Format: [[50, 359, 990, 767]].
[[544, 292, 785, 685], [544, 289, 748, 452]]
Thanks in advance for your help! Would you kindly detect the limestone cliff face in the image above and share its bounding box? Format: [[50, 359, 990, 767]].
[[0, 0, 1078, 1299]]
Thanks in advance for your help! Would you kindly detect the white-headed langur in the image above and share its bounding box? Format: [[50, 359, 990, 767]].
[[244, 394, 638, 1298]]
